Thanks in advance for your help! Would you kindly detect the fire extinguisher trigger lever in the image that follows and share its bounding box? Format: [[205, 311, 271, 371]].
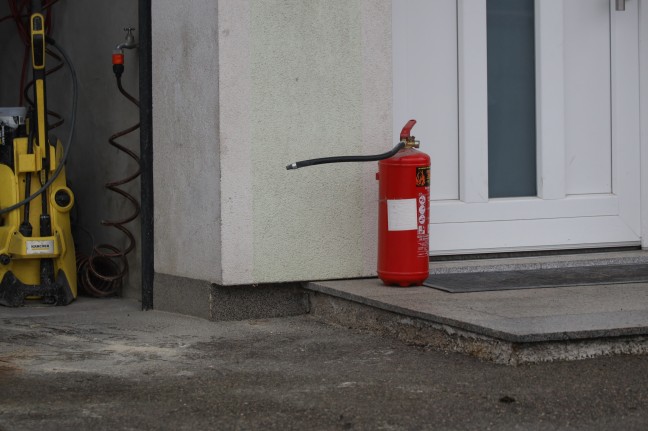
[[399, 119, 417, 141]]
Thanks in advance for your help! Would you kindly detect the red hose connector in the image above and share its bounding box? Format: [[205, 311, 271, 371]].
[[112, 50, 124, 79], [112, 51, 124, 65]]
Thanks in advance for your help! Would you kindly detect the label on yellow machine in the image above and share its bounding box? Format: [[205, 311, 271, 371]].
[[26, 240, 55, 255], [7, 233, 61, 259]]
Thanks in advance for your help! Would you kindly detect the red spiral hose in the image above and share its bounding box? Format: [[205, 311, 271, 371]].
[[77, 75, 140, 298]]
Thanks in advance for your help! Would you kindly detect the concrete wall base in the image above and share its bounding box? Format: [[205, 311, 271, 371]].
[[154, 273, 310, 321], [154, 273, 648, 364], [308, 292, 648, 365]]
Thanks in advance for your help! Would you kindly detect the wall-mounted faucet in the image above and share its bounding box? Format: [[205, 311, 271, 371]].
[[115, 27, 138, 50]]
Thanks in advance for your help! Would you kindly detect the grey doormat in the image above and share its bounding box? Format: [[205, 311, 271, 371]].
[[423, 264, 648, 293]]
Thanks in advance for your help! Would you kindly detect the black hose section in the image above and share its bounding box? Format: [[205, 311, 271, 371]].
[[77, 73, 141, 299], [286, 142, 405, 170], [0, 38, 77, 216], [23, 49, 65, 130], [22, 124, 35, 228], [22, 172, 32, 225], [139, 0, 154, 311]]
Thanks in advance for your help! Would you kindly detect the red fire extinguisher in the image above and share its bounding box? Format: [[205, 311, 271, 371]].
[[377, 120, 430, 286], [286, 119, 430, 287]]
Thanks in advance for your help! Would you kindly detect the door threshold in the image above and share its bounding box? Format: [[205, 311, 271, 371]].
[[428, 248, 648, 275], [429, 246, 642, 262]]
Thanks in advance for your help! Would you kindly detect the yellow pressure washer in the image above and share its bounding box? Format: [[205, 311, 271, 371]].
[[0, 3, 78, 306]]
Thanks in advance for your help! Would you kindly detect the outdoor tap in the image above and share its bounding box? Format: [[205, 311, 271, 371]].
[[112, 28, 137, 79], [115, 27, 138, 50]]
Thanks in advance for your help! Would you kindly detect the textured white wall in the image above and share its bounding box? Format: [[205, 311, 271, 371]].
[[218, 0, 253, 284], [152, 0, 391, 285], [152, 0, 222, 283], [218, 0, 391, 284], [248, 0, 365, 283]]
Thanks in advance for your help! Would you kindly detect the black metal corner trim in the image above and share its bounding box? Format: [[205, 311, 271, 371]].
[[139, 0, 154, 311]]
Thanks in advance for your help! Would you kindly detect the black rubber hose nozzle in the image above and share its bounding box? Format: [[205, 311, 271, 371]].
[[286, 142, 406, 170]]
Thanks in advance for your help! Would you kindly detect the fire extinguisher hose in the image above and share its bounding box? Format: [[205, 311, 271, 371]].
[[286, 142, 405, 170]]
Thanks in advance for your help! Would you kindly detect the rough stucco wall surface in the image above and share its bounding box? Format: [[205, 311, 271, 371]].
[[153, 0, 390, 285], [217, 0, 391, 285], [360, 1, 392, 275], [218, 0, 254, 285], [249, 0, 364, 282], [152, 0, 222, 283]]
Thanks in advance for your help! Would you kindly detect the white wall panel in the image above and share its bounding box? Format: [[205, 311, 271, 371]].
[[564, 0, 612, 195], [393, 0, 459, 201]]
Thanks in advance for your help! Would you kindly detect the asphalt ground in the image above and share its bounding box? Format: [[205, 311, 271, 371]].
[[1, 298, 647, 430]]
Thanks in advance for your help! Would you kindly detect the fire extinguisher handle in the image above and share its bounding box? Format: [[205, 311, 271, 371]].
[[399, 119, 417, 141]]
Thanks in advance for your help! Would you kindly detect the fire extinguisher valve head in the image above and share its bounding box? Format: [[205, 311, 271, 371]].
[[403, 138, 420, 149]]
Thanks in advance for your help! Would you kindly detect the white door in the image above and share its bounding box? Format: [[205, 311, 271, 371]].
[[393, 0, 642, 255]]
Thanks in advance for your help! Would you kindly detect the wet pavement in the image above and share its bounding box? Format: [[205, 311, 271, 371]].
[[1, 297, 648, 430]]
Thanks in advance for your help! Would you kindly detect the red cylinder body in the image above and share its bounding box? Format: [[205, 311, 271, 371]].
[[377, 148, 430, 286]]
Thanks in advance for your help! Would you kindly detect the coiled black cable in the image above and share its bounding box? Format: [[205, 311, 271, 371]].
[[0, 37, 77, 216], [286, 142, 406, 170], [24, 48, 65, 130]]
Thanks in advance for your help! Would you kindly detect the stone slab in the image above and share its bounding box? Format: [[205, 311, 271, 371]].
[[210, 283, 310, 321], [306, 276, 648, 343], [307, 292, 648, 365]]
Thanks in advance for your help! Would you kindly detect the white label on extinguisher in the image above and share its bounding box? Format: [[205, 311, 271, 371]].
[[387, 199, 417, 231]]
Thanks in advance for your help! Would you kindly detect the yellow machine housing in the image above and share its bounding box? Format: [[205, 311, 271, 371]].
[[0, 10, 76, 306], [0, 132, 77, 306]]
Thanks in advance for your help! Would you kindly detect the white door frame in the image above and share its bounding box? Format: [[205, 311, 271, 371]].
[[640, 0, 648, 250], [394, 0, 643, 255]]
